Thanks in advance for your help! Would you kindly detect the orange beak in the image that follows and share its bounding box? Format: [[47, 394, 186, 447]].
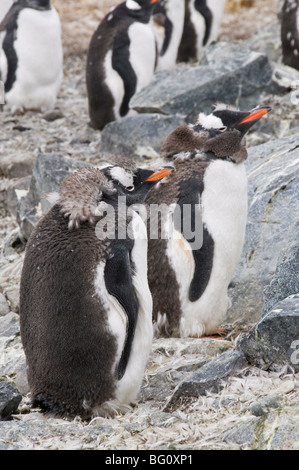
[[237, 106, 271, 126], [150, 0, 159, 3], [146, 168, 172, 182]]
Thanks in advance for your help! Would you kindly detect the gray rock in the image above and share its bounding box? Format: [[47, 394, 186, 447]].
[[163, 349, 247, 412], [0, 312, 20, 338], [0, 381, 22, 420], [223, 399, 299, 450], [131, 41, 273, 122], [228, 132, 299, 324], [250, 396, 282, 417], [0, 152, 36, 180], [262, 242, 299, 316], [0, 293, 10, 317], [16, 153, 87, 240], [237, 294, 299, 372], [100, 113, 185, 161]]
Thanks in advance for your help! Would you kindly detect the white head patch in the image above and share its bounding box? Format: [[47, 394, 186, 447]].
[[126, 0, 141, 10], [196, 112, 224, 130], [109, 166, 134, 187]]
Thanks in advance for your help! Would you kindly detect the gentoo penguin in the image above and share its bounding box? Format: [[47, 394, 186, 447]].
[[281, 0, 299, 70], [0, 0, 63, 112], [177, 0, 226, 62], [19, 163, 171, 419], [145, 104, 271, 338], [86, 0, 159, 131], [0, 0, 14, 23], [152, 0, 185, 70]]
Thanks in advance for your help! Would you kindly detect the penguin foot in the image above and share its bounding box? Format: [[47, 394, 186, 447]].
[[190, 327, 229, 340]]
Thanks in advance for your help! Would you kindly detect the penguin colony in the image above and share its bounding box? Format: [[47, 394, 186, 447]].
[[2, 0, 273, 419]]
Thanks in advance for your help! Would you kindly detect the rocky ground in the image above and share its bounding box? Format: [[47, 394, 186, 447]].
[[1, 0, 299, 451]]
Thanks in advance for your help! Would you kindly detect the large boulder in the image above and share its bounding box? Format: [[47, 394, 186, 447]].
[[228, 132, 299, 324], [131, 41, 273, 122]]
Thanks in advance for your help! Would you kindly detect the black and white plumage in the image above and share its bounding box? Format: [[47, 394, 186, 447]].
[[281, 0, 299, 70], [19, 163, 171, 419], [0, 0, 63, 112], [177, 0, 226, 63], [152, 0, 185, 70], [86, 0, 159, 131], [145, 104, 271, 338]]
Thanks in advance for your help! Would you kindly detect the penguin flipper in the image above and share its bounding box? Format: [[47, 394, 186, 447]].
[[111, 32, 137, 117], [104, 243, 139, 380], [176, 181, 214, 302]]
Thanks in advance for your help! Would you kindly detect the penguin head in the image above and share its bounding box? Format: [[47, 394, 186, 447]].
[[104, 165, 172, 206], [161, 104, 271, 163], [125, 0, 160, 11], [197, 104, 272, 139]]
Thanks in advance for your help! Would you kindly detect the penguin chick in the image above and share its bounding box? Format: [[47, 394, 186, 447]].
[[177, 0, 226, 63], [152, 0, 185, 71], [20, 164, 172, 420], [86, 0, 160, 131], [281, 0, 299, 70], [145, 104, 271, 338], [0, 0, 63, 112]]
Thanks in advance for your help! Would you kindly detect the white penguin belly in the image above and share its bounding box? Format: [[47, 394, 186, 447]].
[[4, 8, 63, 111], [127, 21, 156, 92], [168, 160, 248, 338], [94, 210, 153, 413], [104, 49, 125, 120], [206, 0, 226, 44], [189, 0, 206, 59], [155, 0, 185, 71], [115, 209, 153, 405]]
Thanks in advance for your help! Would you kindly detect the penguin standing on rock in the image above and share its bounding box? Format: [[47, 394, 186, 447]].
[[86, 0, 160, 131], [20, 163, 171, 420], [145, 104, 271, 338], [178, 0, 226, 63], [152, 0, 185, 71], [0, 0, 63, 112], [281, 0, 299, 70]]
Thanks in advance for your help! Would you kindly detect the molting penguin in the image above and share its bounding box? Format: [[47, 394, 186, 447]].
[[0, 0, 63, 112], [152, 0, 185, 70], [19, 163, 171, 419], [145, 104, 271, 338], [281, 0, 299, 70], [86, 0, 159, 131], [177, 0, 226, 62]]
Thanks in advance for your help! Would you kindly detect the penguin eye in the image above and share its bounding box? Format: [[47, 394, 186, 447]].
[[218, 126, 227, 132], [126, 185, 134, 191]]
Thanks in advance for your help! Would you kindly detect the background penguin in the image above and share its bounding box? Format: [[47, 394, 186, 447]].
[[177, 0, 226, 63], [0, 0, 14, 23], [19, 163, 171, 419], [0, 0, 63, 112], [86, 0, 160, 131], [145, 104, 271, 338], [152, 0, 185, 71], [281, 0, 299, 70]]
